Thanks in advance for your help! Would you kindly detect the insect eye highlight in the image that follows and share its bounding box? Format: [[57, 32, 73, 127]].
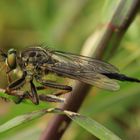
[[7, 48, 17, 70]]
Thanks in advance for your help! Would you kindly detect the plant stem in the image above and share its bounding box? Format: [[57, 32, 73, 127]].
[[39, 0, 140, 139]]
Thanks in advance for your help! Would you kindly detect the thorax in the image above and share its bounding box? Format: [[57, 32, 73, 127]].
[[18, 47, 51, 77]]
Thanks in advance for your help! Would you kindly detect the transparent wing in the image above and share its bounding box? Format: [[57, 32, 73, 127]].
[[47, 50, 120, 91]]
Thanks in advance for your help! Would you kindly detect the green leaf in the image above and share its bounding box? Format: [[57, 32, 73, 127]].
[[0, 108, 58, 133], [64, 110, 121, 140], [0, 108, 121, 140]]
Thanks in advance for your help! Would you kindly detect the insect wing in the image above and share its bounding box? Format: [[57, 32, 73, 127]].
[[47, 50, 120, 91]]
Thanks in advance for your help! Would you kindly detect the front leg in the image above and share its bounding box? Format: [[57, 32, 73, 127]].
[[6, 75, 26, 104], [6, 70, 39, 104], [7, 76, 25, 90], [7, 79, 39, 105], [11, 84, 39, 105], [16, 81, 39, 105]]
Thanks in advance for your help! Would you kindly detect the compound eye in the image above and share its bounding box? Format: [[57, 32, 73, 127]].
[[7, 49, 17, 70]]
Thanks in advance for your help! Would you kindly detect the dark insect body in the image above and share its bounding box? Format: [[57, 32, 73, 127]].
[[0, 46, 140, 105]]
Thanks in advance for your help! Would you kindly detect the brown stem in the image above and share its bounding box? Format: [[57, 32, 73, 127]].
[[40, 0, 140, 140]]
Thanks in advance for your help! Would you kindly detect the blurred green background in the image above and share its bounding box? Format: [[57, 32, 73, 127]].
[[0, 0, 140, 140]]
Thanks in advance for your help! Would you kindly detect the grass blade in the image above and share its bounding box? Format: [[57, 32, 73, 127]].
[[0, 108, 121, 140]]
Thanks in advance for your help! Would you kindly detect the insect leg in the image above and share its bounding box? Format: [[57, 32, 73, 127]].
[[52, 90, 71, 96], [6, 72, 28, 104], [7, 77, 25, 104], [8, 80, 39, 105], [29, 80, 39, 105], [36, 79, 72, 91], [36, 86, 71, 96], [14, 92, 29, 104], [36, 77, 72, 96], [14, 88, 39, 105], [7, 73, 12, 83], [6, 66, 12, 83], [7, 76, 25, 90]]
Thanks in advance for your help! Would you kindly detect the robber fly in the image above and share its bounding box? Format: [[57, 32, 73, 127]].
[[0, 46, 140, 105]]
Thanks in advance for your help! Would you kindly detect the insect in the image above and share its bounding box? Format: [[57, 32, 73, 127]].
[[0, 46, 140, 105]]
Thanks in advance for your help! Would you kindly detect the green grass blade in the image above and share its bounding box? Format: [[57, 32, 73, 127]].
[[0, 108, 59, 133], [0, 108, 122, 140], [64, 110, 121, 140]]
